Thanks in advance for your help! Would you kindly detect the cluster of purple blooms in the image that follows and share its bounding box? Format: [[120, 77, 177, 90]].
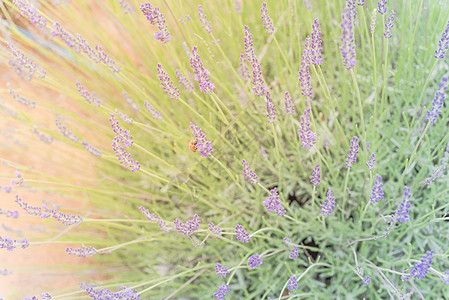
[[33, 127, 53, 144], [175, 69, 195, 93], [75, 81, 103, 107], [310, 163, 321, 186], [260, 3, 275, 34], [81, 140, 102, 158], [109, 113, 140, 172], [320, 188, 335, 216], [235, 224, 250, 243], [366, 153, 376, 171], [173, 214, 201, 237], [287, 275, 298, 291], [248, 253, 263, 268], [213, 285, 230, 300], [9, 86, 36, 108], [345, 136, 359, 168], [340, 4, 356, 69], [140, 2, 171, 43], [190, 46, 215, 95], [52, 23, 120, 72], [85, 285, 140, 300], [0, 236, 29, 251], [435, 21, 449, 58], [23, 293, 52, 300], [284, 91, 295, 115], [139, 206, 173, 232], [66, 246, 98, 258], [6, 42, 46, 81], [369, 174, 384, 204], [144, 101, 162, 120], [11, 170, 24, 187], [190, 122, 214, 157], [198, 5, 212, 33], [396, 186, 412, 223], [12, 0, 47, 28], [55, 119, 79, 143], [298, 108, 316, 149], [15, 195, 83, 226], [244, 25, 268, 96], [157, 63, 181, 100], [263, 188, 286, 217], [289, 246, 299, 260], [426, 76, 448, 124], [384, 10, 396, 39], [410, 250, 434, 279], [265, 91, 277, 124], [215, 263, 230, 278], [209, 222, 222, 237], [0, 208, 19, 219], [242, 159, 258, 184]]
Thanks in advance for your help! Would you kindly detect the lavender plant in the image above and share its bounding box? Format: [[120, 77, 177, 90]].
[[1, 0, 449, 299]]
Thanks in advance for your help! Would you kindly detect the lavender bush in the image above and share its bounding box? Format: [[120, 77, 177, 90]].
[[1, 0, 449, 299]]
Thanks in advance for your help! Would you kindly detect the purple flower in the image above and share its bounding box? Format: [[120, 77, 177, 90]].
[[357, 0, 365, 5], [298, 108, 316, 149], [284, 91, 295, 115], [75, 81, 103, 107], [213, 285, 230, 300], [140, 3, 171, 43], [33, 127, 53, 144], [426, 76, 448, 124], [139, 206, 173, 232], [175, 69, 194, 93], [320, 187, 335, 216], [0, 236, 29, 251], [261, 3, 275, 34], [6, 42, 45, 81], [287, 275, 298, 291], [209, 222, 222, 237], [366, 153, 376, 171], [370, 174, 384, 204], [396, 186, 412, 223], [310, 18, 323, 65], [215, 263, 230, 278], [66, 246, 97, 257], [384, 10, 395, 39], [109, 113, 133, 147], [9, 86, 36, 108], [299, 47, 312, 101], [190, 46, 215, 95], [13, 0, 47, 28], [311, 163, 321, 186], [235, 224, 250, 243], [114, 108, 133, 124], [244, 26, 267, 96], [401, 270, 410, 281], [441, 270, 449, 285], [0, 208, 19, 219], [81, 140, 102, 158], [173, 214, 201, 237], [435, 21, 449, 59], [55, 119, 79, 143], [362, 276, 371, 285], [303, 0, 311, 10], [238, 53, 251, 81], [242, 159, 258, 184], [377, 0, 387, 15], [248, 253, 263, 268], [263, 188, 286, 217], [11, 170, 24, 186], [157, 63, 180, 100], [85, 286, 140, 300], [190, 122, 214, 157], [198, 5, 212, 33], [410, 250, 434, 279], [15, 195, 83, 226], [283, 237, 291, 247], [340, 6, 356, 70], [112, 136, 141, 172], [265, 90, 276, 123], [144, 101, 162, 120], [346, 136, 359, 168], [289, 246, 299, 259]]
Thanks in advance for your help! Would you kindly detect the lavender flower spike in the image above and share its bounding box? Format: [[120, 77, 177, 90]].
[[396, 186, 412, 223], [284, 91, 295, 115], [235, 224, 250, 243], [298, 107, 316, 149], [311, 163, 321, 186], [340, 6, 356, 70], [370, 9, 377, 34], [346, 136, 359, 168], [213, 285, 230, 300], [384, 10, 395, 39], [13, 0, 47, 28], [190, 46, 215, 95], [377, 0, 387, 15], [261, 3, 275, 34], [426, 76, 448, 124], [298, 48, 312, 101], [287, 275, 298, 291], [435, 21, 449, 59], [0, 236, 29, 251], [321, 187, 335, 216], [410, 250, 434, 279], [369, 174, 384, 204], [242, 159, 258, 184], [366, 153, 376, 171], [214, 263, 230, 278], [248, 253, 263, 268], [263, 187, 286, 217], [140, 3, 171, 43], [66, 246, 98, 257], [310, 18, 323, 65], [190, 122, 213, 157], [198, 5, 212, 33], [157, 63, 180, 100], [265, 90, 276, 123]]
